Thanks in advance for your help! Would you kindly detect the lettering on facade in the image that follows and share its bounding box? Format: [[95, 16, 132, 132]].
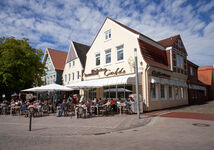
[[152, 71, 170, 78], [85, 68, 126, 77]]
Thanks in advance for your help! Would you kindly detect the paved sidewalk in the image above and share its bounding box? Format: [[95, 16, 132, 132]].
[[161, 112, 214, 121], [0, 114, 151, 137]]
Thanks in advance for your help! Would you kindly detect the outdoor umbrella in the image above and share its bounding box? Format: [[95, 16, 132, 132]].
[[22, 84, 73, 92]]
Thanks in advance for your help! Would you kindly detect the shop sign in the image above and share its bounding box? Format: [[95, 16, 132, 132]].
[[85, 68, 126, 77], [152, 71, 170, 78]]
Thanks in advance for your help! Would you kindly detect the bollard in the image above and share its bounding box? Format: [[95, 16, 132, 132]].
[[29, 107, 34, 131]]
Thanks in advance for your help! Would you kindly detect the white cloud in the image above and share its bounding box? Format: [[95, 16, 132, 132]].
[[0, 0, 213, 66]]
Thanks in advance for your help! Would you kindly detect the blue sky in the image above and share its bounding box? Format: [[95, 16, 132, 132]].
[[0, 0, 214, 66]]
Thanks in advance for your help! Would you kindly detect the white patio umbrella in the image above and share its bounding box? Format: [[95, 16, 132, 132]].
[[22, 84, 73, 92], [21, 87, 42, 92]]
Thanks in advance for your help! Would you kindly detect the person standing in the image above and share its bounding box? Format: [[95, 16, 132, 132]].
[[53, 94, 58, 112]]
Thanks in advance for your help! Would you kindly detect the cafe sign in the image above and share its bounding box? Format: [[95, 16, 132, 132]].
[[85, 68, 126, 77]]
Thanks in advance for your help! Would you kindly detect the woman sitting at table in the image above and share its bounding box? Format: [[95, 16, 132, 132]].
[[110, 99, 117, 112]]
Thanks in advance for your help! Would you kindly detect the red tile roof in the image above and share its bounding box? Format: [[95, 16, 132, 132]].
[[158, 35, 180, 47], [48, 48, 67, 71], [138, 39, 170, 70]]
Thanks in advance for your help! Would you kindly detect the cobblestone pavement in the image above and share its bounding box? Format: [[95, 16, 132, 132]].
[[0, 116, 214, 150], [168, 100, 214, 114], [0, 114, 151, 137], [1, 101, 214, 150]]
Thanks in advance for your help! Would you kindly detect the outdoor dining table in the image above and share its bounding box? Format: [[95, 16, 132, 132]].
[[90, 105, 103, 116], [117, 103, 127, 115]]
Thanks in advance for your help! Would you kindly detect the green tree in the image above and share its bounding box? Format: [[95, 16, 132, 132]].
[[0, 37, 46, 100]]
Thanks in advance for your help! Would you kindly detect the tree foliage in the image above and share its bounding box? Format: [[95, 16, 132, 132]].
[[0, 37, 46, 99]]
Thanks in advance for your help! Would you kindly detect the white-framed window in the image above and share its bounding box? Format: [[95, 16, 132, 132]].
[[72, 73, 74, 80], [68, 74, 70, 81], [150, 83, 158, 100], [105, 49, 111, 64], [73, 60, 75, 66], [69, 63, 71, 68], [95, 53, 100, 66], [77, 71, 80, 79], [160, 84, 166, 99], [105, 29, 111, 40], [181, 87, 185, 99], [116, 45, 124, 61], [65, 74, 67, 82], [169, 85, 173, 99]]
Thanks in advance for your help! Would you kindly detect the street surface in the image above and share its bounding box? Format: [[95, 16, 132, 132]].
[[0, 100, 214, 150]]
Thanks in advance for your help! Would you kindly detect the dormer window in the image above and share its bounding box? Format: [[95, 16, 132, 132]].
[[105, 29, 111, 40], [178, 39, 181, 48]]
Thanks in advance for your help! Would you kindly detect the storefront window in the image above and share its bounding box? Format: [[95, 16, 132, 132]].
[[169, 85, 173, 99], [181, 87, 184, 99], [150, 83, 157, 99], [160, 84, 165, 99], [175, 87, 179, 99], [117, 45, 124, 61]]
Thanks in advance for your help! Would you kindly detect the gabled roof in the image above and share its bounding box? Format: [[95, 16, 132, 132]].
[[107, 17, 170, 70], [138, 39, 170, 70], [158, 35, 187, 54], [158, 35, 180, 47], [187, 60, 198, 68], [66, 41, 90, 68], [107, 17, 164, 48], [73, 41, 90, 68], [47, 48, 67, 71]]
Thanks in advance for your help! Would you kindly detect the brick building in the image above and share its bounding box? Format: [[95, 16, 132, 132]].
[[198, 66, 214, 100], [187, 61, 207, 104]]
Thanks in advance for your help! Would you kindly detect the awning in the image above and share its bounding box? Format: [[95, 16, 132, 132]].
[[151, 76, 187, 87], [66, 74, 142, 89], [103, 88, 132, 93], [188, 84, 206, 91]]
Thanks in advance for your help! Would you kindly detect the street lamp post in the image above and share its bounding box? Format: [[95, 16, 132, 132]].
[[134, 48, 141, 119]]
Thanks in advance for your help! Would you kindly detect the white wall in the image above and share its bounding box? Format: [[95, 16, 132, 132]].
[[84, 18, 146, 80], [63, 58, 83, 85]]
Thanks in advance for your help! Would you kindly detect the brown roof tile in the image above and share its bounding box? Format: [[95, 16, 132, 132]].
[[138, 39, 170, 70], [158, 35, 180, 47], [48, 48, 67, 71]]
